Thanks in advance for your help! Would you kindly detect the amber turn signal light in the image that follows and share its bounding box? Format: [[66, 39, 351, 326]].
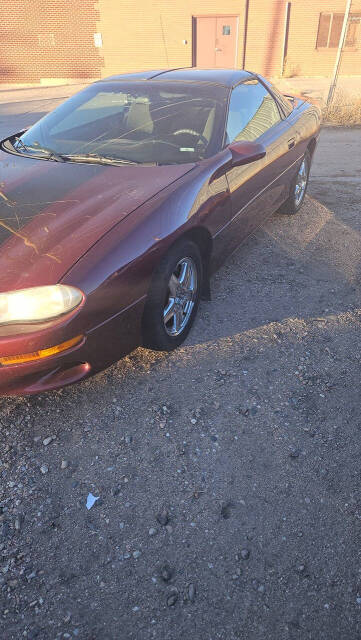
[[0, 335, 83, 366]]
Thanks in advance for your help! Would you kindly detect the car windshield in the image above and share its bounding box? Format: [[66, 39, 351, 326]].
[[9, 81, 228, 165]]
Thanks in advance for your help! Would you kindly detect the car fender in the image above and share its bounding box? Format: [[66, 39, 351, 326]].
[[61, 151, 232, 333]]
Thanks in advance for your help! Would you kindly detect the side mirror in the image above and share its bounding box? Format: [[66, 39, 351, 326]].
[[228, 140, 266, 167]]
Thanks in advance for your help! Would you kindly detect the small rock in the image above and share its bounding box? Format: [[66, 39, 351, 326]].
[[40, 464, 49, 475], [165, 524, 173, 534], [160, 563, 173, 582], [14, 515, 23, 531], [156, 509, 169, 526], [132, 551, 141, 559], [8, 579, 18, 588], [167, 590, 178, 607], [27, 571, 37, 581], [61, 460, 69, 470], [148, 528, 157, 536], [290, 449, 300, 458], [188, 583, 196, 603], [125, 435, 132, 444], [221, 502, 233, 519], [240, 548, 250, 560], [43, 436, 55, 446]]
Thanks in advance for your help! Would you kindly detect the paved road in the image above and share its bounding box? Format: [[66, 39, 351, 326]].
[[0, 93, 361, 640]]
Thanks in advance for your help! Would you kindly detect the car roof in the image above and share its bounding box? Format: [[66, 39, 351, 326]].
[[99, 67, 255, 88]]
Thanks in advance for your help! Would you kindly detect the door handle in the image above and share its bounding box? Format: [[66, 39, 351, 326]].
[[288, 137, 296, 149]]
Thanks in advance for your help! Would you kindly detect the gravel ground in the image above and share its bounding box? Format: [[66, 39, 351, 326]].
[[0, 94, 361, 640]]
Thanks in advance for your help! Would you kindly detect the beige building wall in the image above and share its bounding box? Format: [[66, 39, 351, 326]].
[[97, 0, 361, 80], [96, 0, 246, 78], [2, 0, 360, 83], [244, 0, 286, 77], [286, 0, 361, 77]]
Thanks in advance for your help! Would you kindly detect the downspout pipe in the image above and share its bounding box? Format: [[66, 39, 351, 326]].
[[242, 0, 250, 69]]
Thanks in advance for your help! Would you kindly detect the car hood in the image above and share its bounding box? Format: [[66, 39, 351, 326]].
[[0, 151, 194, 291]]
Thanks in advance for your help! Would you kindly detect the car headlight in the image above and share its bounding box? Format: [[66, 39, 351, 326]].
[[0, 285, 84, 325]]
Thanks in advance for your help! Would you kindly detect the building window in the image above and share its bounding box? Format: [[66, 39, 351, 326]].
[[316, 13, 361, 49]]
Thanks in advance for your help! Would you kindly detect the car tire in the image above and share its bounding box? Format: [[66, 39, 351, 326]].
[[278, 150, 311, 215], [142, 239, 203, 351]]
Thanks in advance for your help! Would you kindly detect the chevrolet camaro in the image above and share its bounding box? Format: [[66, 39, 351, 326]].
[[0, 68, 320, 395]]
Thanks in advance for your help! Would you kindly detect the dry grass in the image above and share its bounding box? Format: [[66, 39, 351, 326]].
[[322, 91, 361, 126]]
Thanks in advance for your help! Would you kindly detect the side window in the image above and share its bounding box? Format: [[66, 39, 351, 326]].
[[261, 78, 294, 116], [226, 79, 281, 144]]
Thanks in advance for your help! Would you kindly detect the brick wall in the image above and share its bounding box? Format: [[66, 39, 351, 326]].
[[0, 0, 103, 83], [285, 0, 361, 77], [96, 0, 246, 78], [97, 0, 361, 80], [244, 0, 286, 77], [1, 0, 360, 83]]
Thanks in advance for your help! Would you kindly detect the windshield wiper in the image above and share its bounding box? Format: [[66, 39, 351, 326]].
[[4, 139, 149, 166], [14, 138, 66, 162], [63, 153, 140, 166]]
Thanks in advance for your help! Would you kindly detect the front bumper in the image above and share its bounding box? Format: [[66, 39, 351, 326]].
[[0, 298, 145, 396]]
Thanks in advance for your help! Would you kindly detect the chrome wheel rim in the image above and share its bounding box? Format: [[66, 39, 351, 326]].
[[163, 257, 198, 337], [294, 158, 308, 207]]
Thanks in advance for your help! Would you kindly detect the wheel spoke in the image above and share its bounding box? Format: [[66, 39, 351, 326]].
[[178, 261, 192, 290], [163, 298, 176, 324], [168, 274, 178, 296], [173, 307, 184, 333], [295, 159, 308, 205]]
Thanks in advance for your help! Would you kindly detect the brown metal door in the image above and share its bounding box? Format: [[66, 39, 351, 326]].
[[215, 17, 238, 67], [195, 16, 238, 68]]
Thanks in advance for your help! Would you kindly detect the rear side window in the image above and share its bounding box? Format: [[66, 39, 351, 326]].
[[261, 78, 294, 116], [226, 79, 281, 144]]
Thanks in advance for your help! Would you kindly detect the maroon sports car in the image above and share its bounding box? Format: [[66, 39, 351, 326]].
[[0, 68, 320, 395]]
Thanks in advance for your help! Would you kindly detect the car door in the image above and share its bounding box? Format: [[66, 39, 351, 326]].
[[222, 78, 294, 252]]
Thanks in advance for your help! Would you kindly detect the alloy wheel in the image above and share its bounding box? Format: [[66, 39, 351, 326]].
[[294, 158, 308, 207], [163, 257, 198, 336]]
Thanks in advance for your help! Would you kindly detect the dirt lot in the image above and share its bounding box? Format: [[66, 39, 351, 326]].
[[0, 92, 361, 640]]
